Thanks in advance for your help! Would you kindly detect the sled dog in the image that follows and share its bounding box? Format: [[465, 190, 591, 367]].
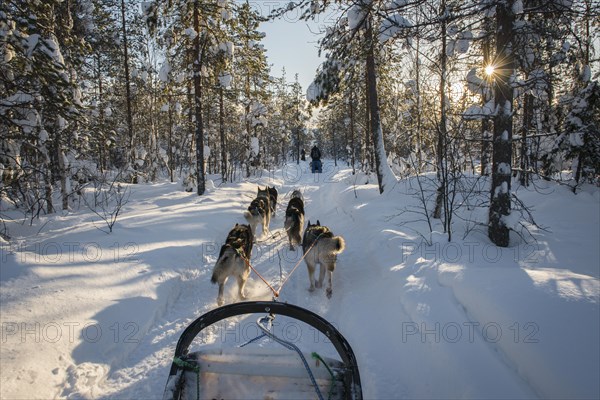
[[211, 224, 254, 306], [284, 191, 305, 250], [267, 186, 278, 215], [290, 189, 303, 202], [244, 198, 268, 238], [256, 186, 272, 229], [302, 220, 345, 298]]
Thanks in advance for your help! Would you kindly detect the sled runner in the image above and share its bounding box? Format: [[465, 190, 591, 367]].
[[163, 301, 363, 400]]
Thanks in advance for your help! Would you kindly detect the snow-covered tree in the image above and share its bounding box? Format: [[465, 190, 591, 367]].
[[1, 0, 88, 213], [233, 1, 271, 177]]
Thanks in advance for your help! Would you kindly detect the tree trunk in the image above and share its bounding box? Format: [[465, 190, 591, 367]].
[[520, 93, 532, 186], [96, 52, 106, 172], [45, 165, 54, 214], [58, 145, 68, 210], [120, 0, 136, 183], [349, 89, 356, 175], [488, 0, 515, 247], [480, 14, 493, 176], [365, 16, 395, 194], [331, 117, 337, 166], [433, 0, 448, 222], [414, 34, 423, 172], [220, 86, 227, 182], [364, 65, 372, 173], [245, 62, 252, 178], [186, 73, 194, 170], [296, 126, 300, 165], [167, 74, 174, 182], [481, 119, 492, 176], [193, 1, 206, 195]]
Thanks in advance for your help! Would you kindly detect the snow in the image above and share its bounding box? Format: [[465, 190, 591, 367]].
[[446, 39, 455, 56], [455, 31, 473, 54], [463, 99, 495, 120], [57, 115, 66, 130], [512, 0, 524, 14], [184, 28, 197, 40], [569, 132, 584, 147], [383, 0, 410, 10], [39, 129, 48, 143], [306, 81, 322, 102], [218, 41, 234, 57], [0, 163, 598, 399], [200, 65, 209, 78], [250, 136, 259, 156], [498, 162, 511, 175], [158, 61, 171, 83], [466, 68, 486, 96], [379, 14, 413, 44], [218, 72, 232, 89], [43, 37, 65, 67], [347, 4, 367, 31], [581, 65, 591, 82], [4, 91, 33, 106], [500, 211, 520, 230], [3, 44, 14, 62]]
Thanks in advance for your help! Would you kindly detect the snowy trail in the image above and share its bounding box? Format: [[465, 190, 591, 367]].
[[1, 162, 598, 399], [85, 163, 331, 398]]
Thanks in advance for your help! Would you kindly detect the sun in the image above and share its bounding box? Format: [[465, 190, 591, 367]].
[[485, 65, 495, 77]]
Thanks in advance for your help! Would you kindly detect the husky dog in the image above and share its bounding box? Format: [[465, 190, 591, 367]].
[[256, 186, 272, 228], [302, 220, 345, 298], [284, 191, 305, 250], [244, 198, 268, 238], [267, 186, 278, 215], [211, 224, 254, 306], [290, 189, 303, 202]]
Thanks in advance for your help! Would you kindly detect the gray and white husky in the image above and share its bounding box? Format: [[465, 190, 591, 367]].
[[211, 224, 254, 306], [256, 186, 272, 227], [284, 190, 304, 250], [290, 189, 303, 202], [244, 186, 272, 238], [302, 220, 345, 298], [244, 197, 268, 238]]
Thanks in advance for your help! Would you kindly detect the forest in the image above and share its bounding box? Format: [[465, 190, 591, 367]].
[[1, 0, 599, 247]]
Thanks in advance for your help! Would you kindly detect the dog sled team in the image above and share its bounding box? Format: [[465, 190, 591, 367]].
[[210, 186, 345, 306]]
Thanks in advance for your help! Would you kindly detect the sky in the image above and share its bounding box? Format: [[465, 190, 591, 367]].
[[249, 1, 335, 91]]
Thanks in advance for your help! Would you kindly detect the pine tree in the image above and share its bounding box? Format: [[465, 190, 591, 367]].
[[488, 0, 516, 247], [233, 1, 271, 177], [1, 0, 86, 213]]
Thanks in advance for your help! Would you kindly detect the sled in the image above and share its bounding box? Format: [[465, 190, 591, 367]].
[[310, 160, 323, 173], [163, 301, 363, 400]]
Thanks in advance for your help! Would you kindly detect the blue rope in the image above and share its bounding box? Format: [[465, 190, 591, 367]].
[[239, 332, 267, 348], [256, 316, 325, 400]]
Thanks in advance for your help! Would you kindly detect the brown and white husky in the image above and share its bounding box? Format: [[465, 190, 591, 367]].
[[211, 224, 254, 306]]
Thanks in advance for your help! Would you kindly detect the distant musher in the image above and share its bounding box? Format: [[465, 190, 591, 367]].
[[310, 145, 322, 173]]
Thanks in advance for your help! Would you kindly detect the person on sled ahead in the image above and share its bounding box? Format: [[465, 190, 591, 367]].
[[310, 144, 322, 173]]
